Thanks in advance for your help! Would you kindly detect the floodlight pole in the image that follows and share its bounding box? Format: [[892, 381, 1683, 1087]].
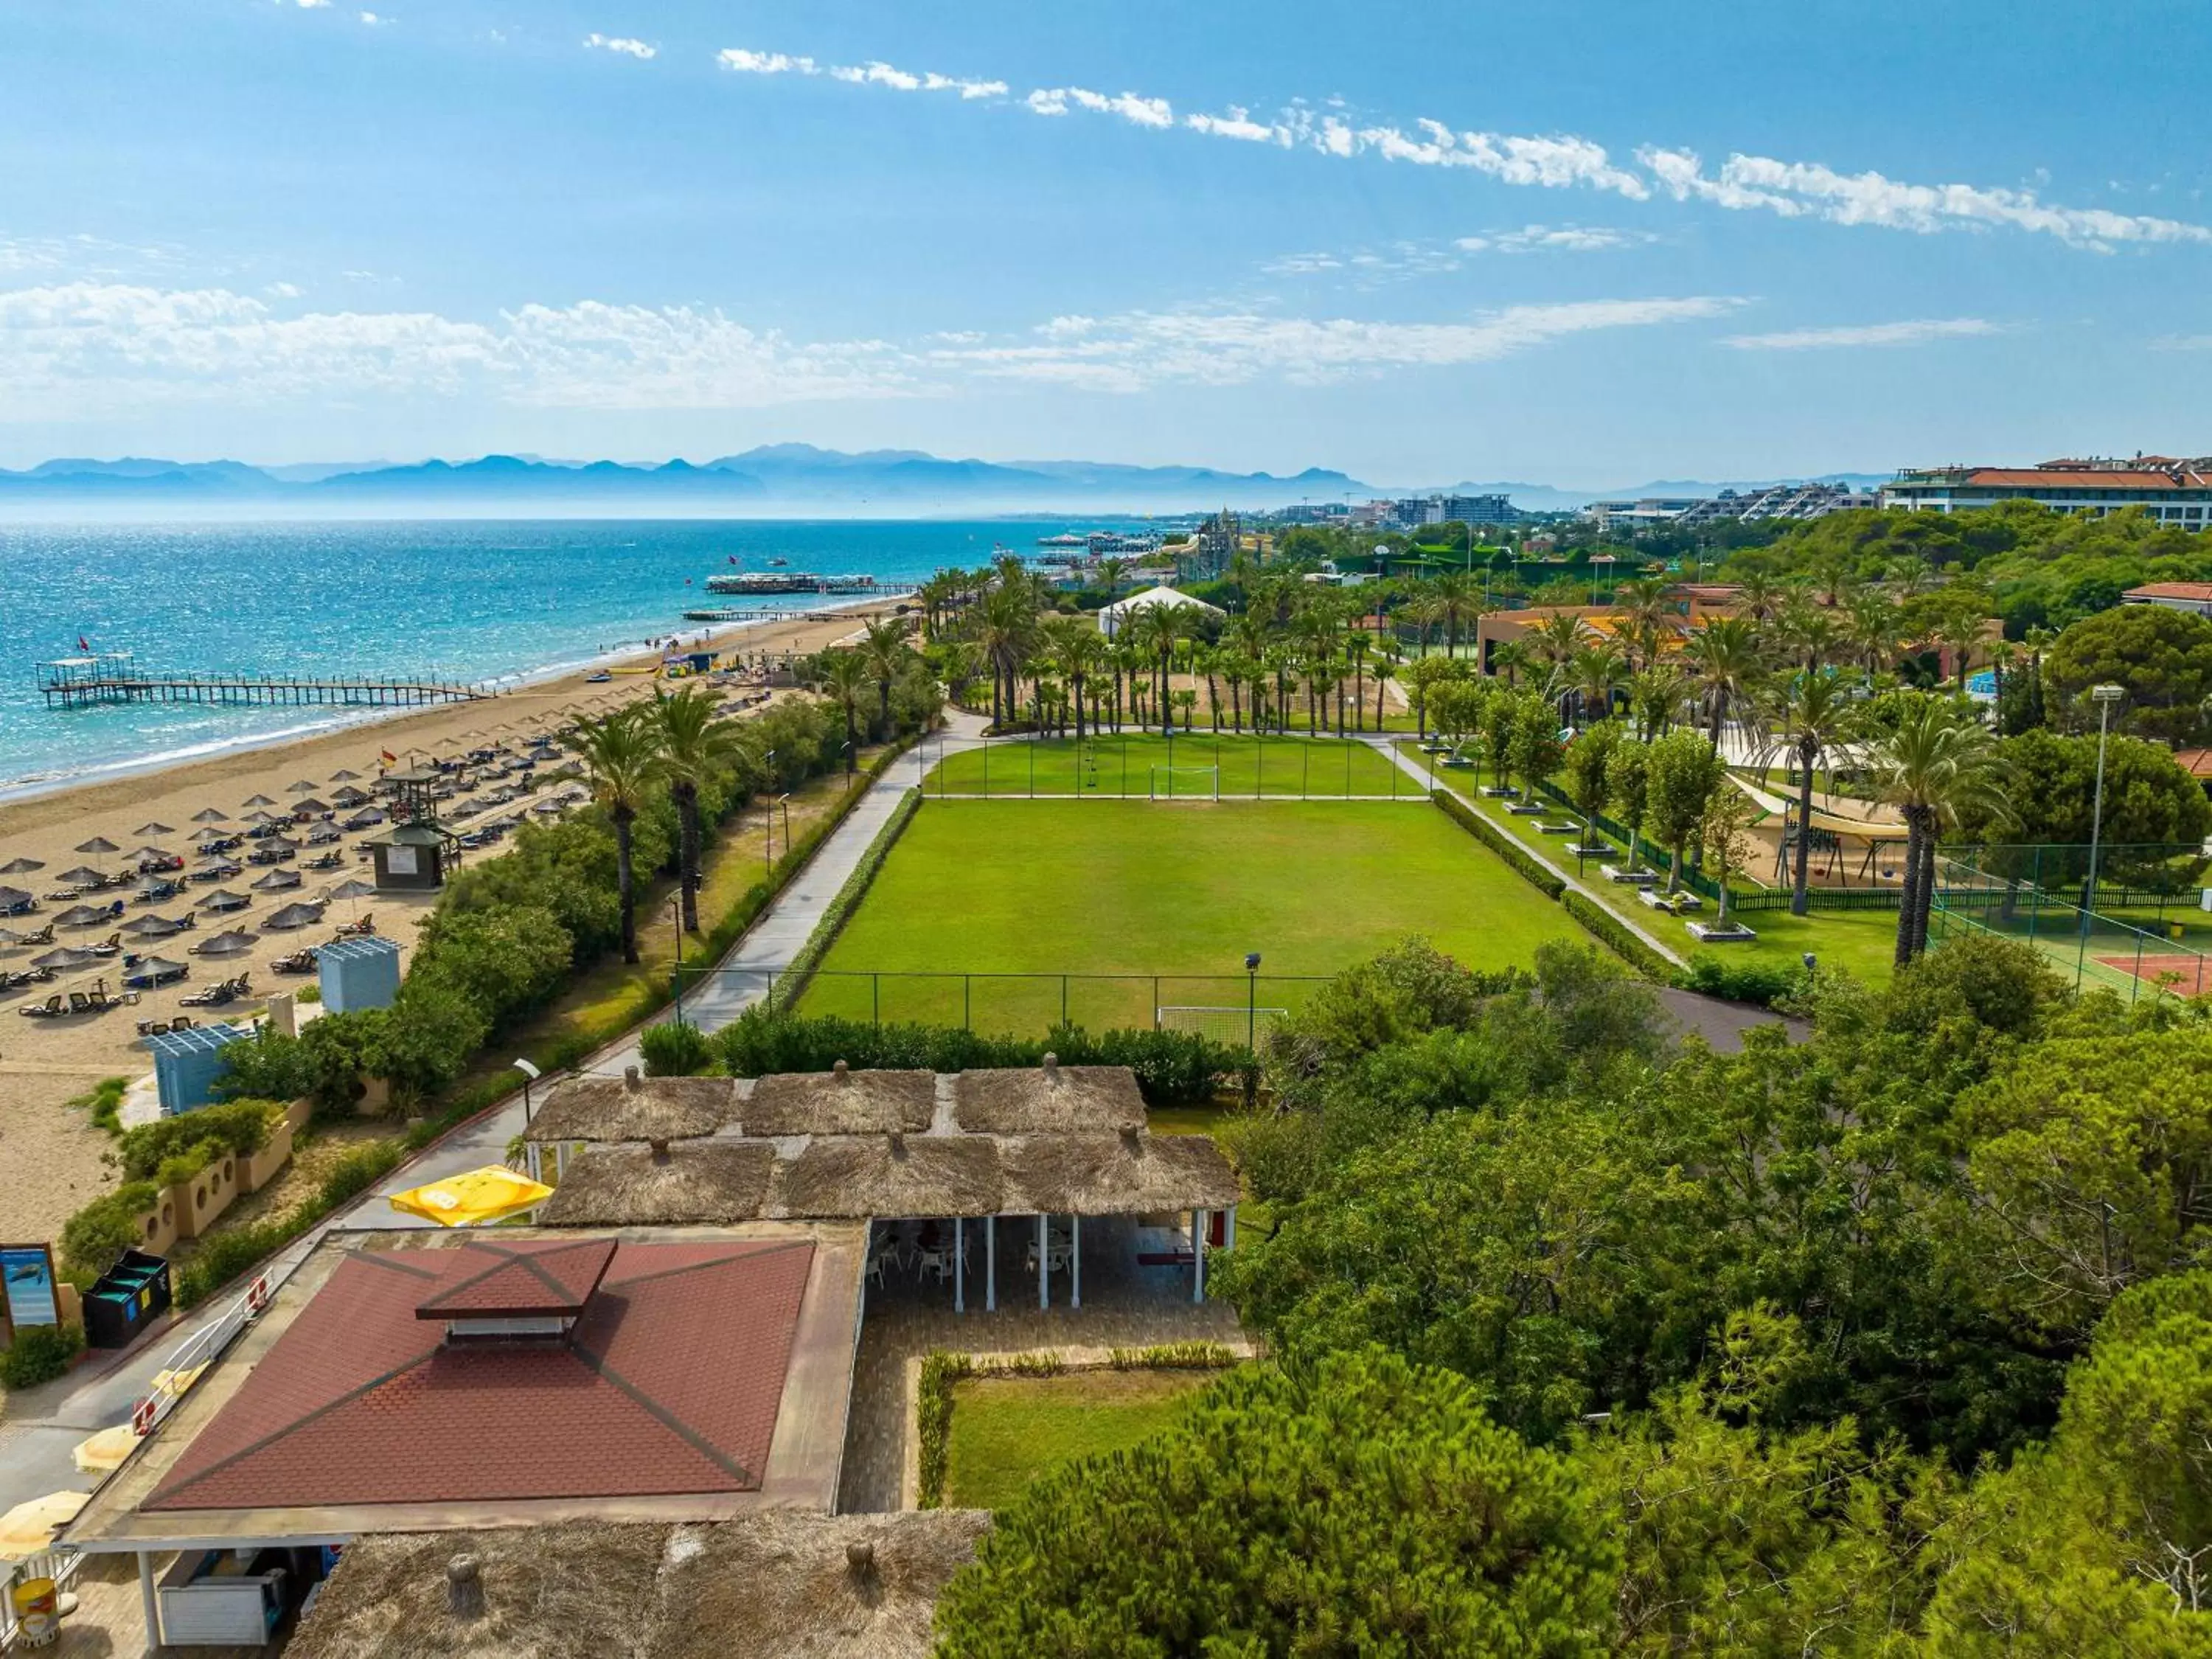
[[669, 894, 686, 1026], [2084, 685, 2125, 931]]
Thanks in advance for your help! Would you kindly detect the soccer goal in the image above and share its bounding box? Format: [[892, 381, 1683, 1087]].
[[1156, 1004, 1290, 1047], [1148, 765, 1220, 801]]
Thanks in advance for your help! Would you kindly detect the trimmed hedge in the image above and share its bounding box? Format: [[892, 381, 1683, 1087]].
[[1432, 788, 1565, 900], [640, 1020, 714, 1077], [771, 785, 922, 1010], [116, 1099, 279, 1183], [1561, 891, 1676, 981], [1676, 956, 1809, 1009], [713, 1010, 1242, 1106]]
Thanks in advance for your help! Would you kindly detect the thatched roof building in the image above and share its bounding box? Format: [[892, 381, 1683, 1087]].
[[742, 1065, 936, 1136], [1001, 1131, 1241, 1216], [524, 1068, 739, 1145], [952, 1057, 1146, 1135], [536, 1141, 774, 1227], [766, 1135, 1004, 1221], [285, 1512, 992, 1659]]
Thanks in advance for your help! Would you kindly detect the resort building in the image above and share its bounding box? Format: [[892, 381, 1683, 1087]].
[[1098, 583, 1227, 640], [1883, 458, 2212, 527], [1583, 483, 1877, 533], [59, 1062, 1239, 1653], [2122, 581, 2212, 618]]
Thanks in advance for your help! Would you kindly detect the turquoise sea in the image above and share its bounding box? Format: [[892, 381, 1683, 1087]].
[[0, 519, 1116, 796]]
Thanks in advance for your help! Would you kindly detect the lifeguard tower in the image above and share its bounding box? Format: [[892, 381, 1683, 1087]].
[[366, 767, 458, 892]]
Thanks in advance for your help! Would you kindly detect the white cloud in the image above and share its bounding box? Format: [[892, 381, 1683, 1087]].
[[1641, 147, 2212, 248], [1470, 224, 1652, 254], [717, 49, 817, 75], [1721, 317, 2003, 350], [1262, 251, 1345, 275], [706, 42, 2208, 250], [583, 33, 655, 61], [288, 0, 332, 9], [358, 11, 387, 25], [0, 280, 1742, 415], [264, 281, 303, 299], [1025, 86, 1173, 128]]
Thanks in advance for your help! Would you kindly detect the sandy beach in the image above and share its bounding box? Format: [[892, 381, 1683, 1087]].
[[0, 602, 897, 1245]]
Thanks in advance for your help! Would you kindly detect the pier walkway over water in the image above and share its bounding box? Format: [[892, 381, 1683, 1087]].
[[35, 655, 490, 712]]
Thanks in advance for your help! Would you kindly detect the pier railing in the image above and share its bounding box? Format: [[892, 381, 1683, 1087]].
[[36, 664, 489, 711]]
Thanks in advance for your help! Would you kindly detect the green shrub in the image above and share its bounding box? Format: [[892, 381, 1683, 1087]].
[[60, 1181, 161, 1279], [174, 1220, 292, 1307], [640, 1020, 715, 1077], [1561, 891, 1675, 981], [116, 1099, 279, 1182], [712, 1010, 1242, 1105], [67, 1075, 131, 1136], [1677, 956, 1809, 1007], [318, 1141, 406, 1208], [1432, 788, 1565, 900], [0, 1323, 83, 1390], [917, 1349, 976, 1508]]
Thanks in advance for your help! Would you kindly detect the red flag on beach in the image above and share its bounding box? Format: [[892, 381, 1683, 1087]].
[[380, 748, 397, 765], [77, 635, 89, 651]]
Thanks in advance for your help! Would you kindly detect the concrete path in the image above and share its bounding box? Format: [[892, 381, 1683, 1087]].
[[0, 717, 985, 1513]]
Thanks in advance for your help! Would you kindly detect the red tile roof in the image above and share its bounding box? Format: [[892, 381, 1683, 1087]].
[[146, 1239, 813, 1512], [2126, 583, 2212, 602], [1962, 469, 2191, 490], [2171, 748, 2212, 779], [413, 1237, 616, 1320]]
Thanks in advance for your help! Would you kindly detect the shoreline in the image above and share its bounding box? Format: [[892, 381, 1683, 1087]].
[[0, 596, 887, 807]]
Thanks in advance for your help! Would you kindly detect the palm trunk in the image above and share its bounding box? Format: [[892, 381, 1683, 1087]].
[[1913, 821, 1940, 956], [1895, 809, 1924, 967], [614, 809, 639, 964], [1375, 678, 1386, 730], [1791, 742, 1815, 918], [675, 782, 701, 933]]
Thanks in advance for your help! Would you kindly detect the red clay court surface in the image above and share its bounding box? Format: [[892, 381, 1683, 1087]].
[[2096, 953, 2212, 993], [147, 1236, 814, 1512]]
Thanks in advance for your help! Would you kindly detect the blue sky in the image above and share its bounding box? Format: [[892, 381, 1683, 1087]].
[[3, 0, 2206, 486]]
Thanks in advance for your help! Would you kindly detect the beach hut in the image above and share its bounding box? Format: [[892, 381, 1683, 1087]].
[[318, 934, 400, 1012], [147, 1022, 253, 1116]]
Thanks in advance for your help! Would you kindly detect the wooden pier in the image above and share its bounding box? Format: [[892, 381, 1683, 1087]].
[[681, 591, 914, 625], [37, 656, 489, 712]]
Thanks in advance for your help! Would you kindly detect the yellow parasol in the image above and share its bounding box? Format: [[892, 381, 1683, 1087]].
[[72, 1425, 139, 1476], [388, 1165, 552, 1227], [0, 1491, 89, 1561]]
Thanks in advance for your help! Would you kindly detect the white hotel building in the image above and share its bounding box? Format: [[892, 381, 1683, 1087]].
[[1882, 458, 2212, 529]]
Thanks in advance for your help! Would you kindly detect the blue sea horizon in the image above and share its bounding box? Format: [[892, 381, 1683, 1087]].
[[0, 518, 1134, 794]]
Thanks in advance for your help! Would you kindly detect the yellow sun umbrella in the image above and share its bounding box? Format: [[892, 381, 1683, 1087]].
[[388, 1165, 552, 1227], [72, 1424, 140, 1476], [0, 1491, 89, 1561]]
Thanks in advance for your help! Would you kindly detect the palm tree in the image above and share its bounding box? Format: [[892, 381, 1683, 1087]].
[[1760, 668, 1857, 917], [1043, 617, 1105, 742], [1628, 666, 1685, 742], [857, 616, 911, 732], [1614, 578, 1676, 670], [813, 649, 873, 775], [1433, 574, 1480, 660], [566, 706, 664, 964], [1681, 616, 1764, 747], [1568, 644, 1627, 729], [1130, 603, 1184, 737], [1096, 556, 1130, 598], [1874, 699, 2015, 965], [1844, 589, 1903, 678], [1371, 654, 1396, 731], [1525, 613, 1589, 688], [651, 686, 748, 933], [975, 577, 1040, 728]]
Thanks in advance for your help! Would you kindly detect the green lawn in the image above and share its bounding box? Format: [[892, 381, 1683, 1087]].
[[1425, 767, 1904, 987], [921, 734, 1411, 799], [944, 1369, 1218, 1509], [801, 798, 1590, 1032]]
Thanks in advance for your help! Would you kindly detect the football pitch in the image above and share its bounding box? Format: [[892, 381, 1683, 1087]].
[[917, 734, 1412, 798], [799, 796, 1594, 1035]]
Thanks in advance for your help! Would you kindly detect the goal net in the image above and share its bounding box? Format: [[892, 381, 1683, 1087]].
[[1148, 765, 1220, 801], [1156, 1004, 1289, 1047]]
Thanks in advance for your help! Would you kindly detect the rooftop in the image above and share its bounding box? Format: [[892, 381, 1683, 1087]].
[[66, 1223, 865, 1550], [2124, 582, 2212, 601]]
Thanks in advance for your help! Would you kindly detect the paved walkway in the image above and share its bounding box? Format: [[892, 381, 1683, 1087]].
[[0, 716, 985, 1514]]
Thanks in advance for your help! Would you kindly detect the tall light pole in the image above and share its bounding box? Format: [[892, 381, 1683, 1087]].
[[2084, 684, 2126, 926], [669, 892, 686, 1026]]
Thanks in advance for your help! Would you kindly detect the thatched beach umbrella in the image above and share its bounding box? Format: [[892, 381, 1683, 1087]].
[[193, 930, 257, 957], [265, 902, 326, 931], [327, 877, 375, 902], [30, 946, 98, 973], [292, 798, 332, 815], [189, 826, 232, 844], [132, 821, 175, 838], [329, 768, 361, 782], [0, 886, 29, 910], [197, 888, 250, 913], [121, 913, 190, 938], [56, 866, 106, 888], [742, 1066, 936, 1137], [53, 903, 113, 928], [0, 857, 42, 876], [241, 793, 276, 808], [74, 835, 119, 858], [251, 868, 302, 892], [122, 955, 189, 988], [287, 779, 319, 794], [305, 822, 342, 845], [191, 807, 229, 824], [134, 844, 178, 862]]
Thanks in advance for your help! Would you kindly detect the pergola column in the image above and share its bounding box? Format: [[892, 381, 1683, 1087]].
[[1071, 1214, 1082, 1309], [139, 1549, 161, 1651], [1037, 1214, 1049, 1310], [986, 1214, 996, 1312], [1193, 1208, 1208, 1304], [954, 1217, 965, 1315], [1225, 1205, 1237, 1250]]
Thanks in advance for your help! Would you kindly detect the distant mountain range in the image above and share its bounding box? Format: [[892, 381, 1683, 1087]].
[[0, 447, 1892, 518]]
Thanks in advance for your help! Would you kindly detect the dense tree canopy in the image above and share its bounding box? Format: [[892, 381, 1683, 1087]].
[[2042, 605, 2212, 744]]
